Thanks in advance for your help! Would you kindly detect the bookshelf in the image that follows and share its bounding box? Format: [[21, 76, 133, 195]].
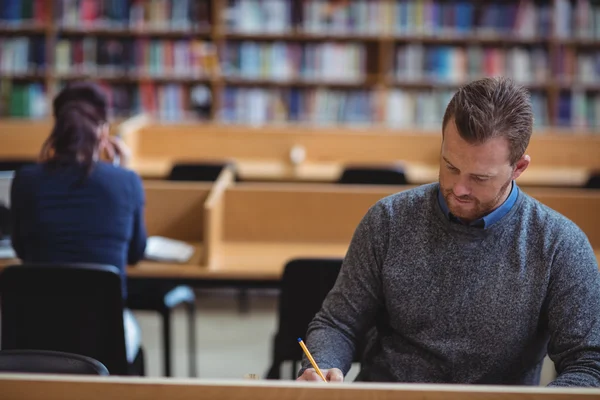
[[0, 0, 599, 131]]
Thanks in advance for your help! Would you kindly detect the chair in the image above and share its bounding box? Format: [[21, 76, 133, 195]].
[[0, 159, 35, 172], [265, 258, 345, 379], [0, 263, 144, 376], [167, 162, 231, 182], [584, 173, 600, 189], [126, 280, 196, 377], [338, 165, 408, 185], [0, 349, 109, 375], [0, 204, 10, 238]]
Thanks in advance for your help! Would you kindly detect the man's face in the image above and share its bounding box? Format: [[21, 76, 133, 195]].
[[439, 119, 528, 223]]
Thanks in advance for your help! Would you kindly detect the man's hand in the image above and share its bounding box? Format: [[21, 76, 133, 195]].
[[296, 368, 344, 382]]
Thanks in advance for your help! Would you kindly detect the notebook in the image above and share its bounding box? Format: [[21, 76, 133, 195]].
[[144, 236, 195, 263]]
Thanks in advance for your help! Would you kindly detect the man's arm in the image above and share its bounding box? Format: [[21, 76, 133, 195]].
[[300, 202, 388, 378], [546, 226, 600, 387]]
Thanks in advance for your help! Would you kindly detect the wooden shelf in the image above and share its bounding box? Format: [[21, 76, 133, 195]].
[[0, 72, 46, 80], [57, 26, 212, 38], [222, 76, 374, 88], [389, 79, 549, 90], [1, 0, 599, 128], [55, 73, 212, 84], [224, 31, 381, 41], [0, 24, 48, 34], [555, 38, 600, 47], [389, 34, 551, 45]]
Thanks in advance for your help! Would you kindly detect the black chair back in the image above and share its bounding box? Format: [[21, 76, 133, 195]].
[[0, 263, 130, 375], [0, 159, 35, 172], [266, 258, 343, 378], [338, 165, 408, 185], [585, 173, 600, 189], [0, 349, 109, 375], [168, 162, 230, 182], [0, 205, 10, 238]]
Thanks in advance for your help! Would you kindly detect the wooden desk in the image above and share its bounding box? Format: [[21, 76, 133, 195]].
[[131, 157, 590, 187], [2, 374, 600, 400], [122, 122, 599, 186], [1, 182, 599, 283]]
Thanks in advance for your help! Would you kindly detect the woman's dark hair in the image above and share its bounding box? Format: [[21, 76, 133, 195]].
[[40, 81, 109, 175]]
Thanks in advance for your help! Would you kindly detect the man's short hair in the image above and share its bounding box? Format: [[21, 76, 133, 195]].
[[442, 77, 534, 165]]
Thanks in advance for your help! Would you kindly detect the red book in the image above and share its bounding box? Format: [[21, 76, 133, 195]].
[[33, 0, 49, 23]]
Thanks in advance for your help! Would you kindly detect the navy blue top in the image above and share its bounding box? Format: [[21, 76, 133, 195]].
[[437, 181, 519, 229], [10, 161, 147, 299]]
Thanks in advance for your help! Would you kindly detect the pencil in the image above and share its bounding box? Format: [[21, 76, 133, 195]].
[[297, 338, 327, 382]]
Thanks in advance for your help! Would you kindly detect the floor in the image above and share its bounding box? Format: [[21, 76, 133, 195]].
[[135, 289, 556, 384]]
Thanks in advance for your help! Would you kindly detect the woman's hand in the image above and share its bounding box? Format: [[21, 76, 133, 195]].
[[101, 136, 131, 167]]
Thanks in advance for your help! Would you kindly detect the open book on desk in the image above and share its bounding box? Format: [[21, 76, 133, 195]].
[[144, 236, 195, 263], [0, 238, 16, 259]]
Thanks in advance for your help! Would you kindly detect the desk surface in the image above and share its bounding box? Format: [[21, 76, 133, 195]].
[[3, 374, 600, 400], [128, 241, 347, 280], [131, 158, 590, 187], [2, 246, 599, 281]]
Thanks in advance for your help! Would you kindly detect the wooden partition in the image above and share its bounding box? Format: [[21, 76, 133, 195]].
[[144, 181, 212, 242], [0, 120, 51, 159], [124, 123, 600, 186], [2, 374, 600, 400], [187, 183, 600, 281]]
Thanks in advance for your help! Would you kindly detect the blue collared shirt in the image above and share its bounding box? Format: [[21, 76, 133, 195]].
[[438, 181, 519, 229]]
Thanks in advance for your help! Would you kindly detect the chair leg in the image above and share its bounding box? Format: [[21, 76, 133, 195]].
[[187, 300, 197, 377], [291, 360, 297, 380], [162, 309, 172, 377], [265, 361, 281, 379], [237, 289, 249, 314]]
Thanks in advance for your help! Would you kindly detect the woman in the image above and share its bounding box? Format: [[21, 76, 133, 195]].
[[10, 81, 146, 363]]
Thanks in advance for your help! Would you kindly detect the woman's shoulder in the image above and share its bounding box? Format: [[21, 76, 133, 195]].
[[94, 162, 143, 192], [13, 163, 43, 181]]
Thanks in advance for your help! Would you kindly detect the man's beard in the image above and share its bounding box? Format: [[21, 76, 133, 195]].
[[441, 178, 512, 223]]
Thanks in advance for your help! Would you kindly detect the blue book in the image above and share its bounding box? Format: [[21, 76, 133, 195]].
[[558, 92, 572, 127], [3, 0, 21, 22], [289, 88, 300, 121], [456, 2, 474, 33]]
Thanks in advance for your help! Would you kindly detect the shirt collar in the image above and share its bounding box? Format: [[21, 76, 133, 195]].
[[437, 182, 519, 229]]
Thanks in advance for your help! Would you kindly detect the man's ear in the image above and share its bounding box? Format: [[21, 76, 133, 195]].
[[512, 154, 531, 180]]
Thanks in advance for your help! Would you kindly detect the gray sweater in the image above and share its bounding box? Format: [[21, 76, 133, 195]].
[[303, 183, 600, 386]]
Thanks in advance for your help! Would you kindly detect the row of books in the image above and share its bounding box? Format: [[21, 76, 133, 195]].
[[54, 38, 217, 77], [57, 0, 211, 30], [395, 45, 550, 85], [558, 91, 600, 129], [0, 0, 48, 23], [4, 81, 598, 128], [393, 0, 552, 38], [220, 87, 375, 125], [222, 42, 366, 82], [0, 82, 46, 118], [554, 48, 600, 84], [555, 0, 600, 39], [0, 37, 46, 74], [223, 0, 554, 38], [387, 90, 549, 128]]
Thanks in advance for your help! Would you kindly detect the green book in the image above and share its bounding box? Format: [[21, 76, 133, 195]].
[[21, 0, 33, 21]]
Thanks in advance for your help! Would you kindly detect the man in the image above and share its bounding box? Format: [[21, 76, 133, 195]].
[[297, 77, 600, 386]]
